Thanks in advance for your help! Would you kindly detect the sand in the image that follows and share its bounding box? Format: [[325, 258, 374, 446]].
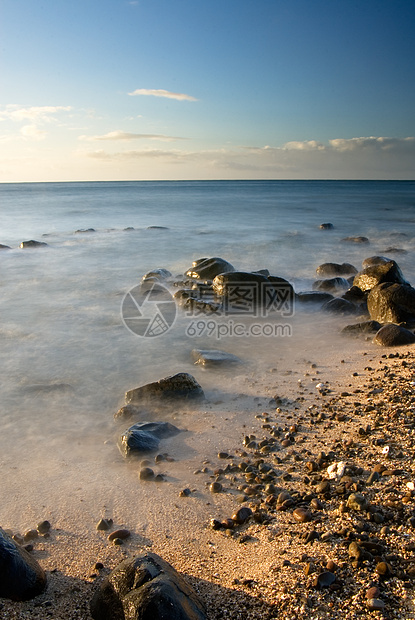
[[1, 345, 415, 619]]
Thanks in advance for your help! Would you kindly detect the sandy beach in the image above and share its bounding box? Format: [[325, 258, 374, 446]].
[[1, 342, 415, 620]]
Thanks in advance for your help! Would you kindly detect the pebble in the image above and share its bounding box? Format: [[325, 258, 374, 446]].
[[139, 467, 155, 480], [367, 598, 385, 611], [293, 507, 312, 523], [209, 482, 223, 493], [108, 529, 131, 541], [96, 518, 113, 531], [23, 529, 39, 542], [37, 520, 51, 534], [232, 507, 253, 524], [346, 492, 369, 511]]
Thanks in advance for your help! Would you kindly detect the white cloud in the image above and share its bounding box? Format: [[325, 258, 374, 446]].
[[20, 124, 47, 141], [0, 105, 72, 123], [78, 130, 184, 142], [128, 89, 198, 101]]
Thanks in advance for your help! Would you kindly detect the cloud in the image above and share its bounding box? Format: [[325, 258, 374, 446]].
[[0, 105, 72, 123], [20, 124, 47, 141], [128, 89, 198, 101], [78, 130, 185, 142], [86, 148, 188, 161]]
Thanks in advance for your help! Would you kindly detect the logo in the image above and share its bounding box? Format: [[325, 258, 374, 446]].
[[121, 281, 176, 338]]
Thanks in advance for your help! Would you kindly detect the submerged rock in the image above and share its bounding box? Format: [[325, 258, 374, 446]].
[[126, 373, 204, 405], [312, 277, 350, 294], [90, 552, 207, 620], [367, 282, 415, 323], [341, 320, 382, 335], [0, 528, 46, 601], [353, 259, 409, 292], [143, 268, 172, 281], [296, 291, 334, 305], [319, 223, 334, 230], [341, 236, 369, 244], [19, 240, 48, 249], [373, 323, 415, 347], [185, 257, 235, 281], [0, 244, 11, 250], [191, 349, 243, 367], [213, 271, 294, 314], [118, 421, 181, 457], [322, 298, 357, 315], [316, 262, 357, 277]]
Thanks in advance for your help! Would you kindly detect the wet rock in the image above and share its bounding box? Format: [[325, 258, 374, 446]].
[[126, 373, 204, 404], [118, 421, 181, 458], [232, 507, 253, 524], [293, 507, 312, 523], [376, 561, 393, 577], [90, 552, 206, 620], [143, 268, 172, 281], [342, 285, 367, 304], [362, 255, 394, 268], [75, 228, 95, 233], [367, 282, 415, 323], [114, 404, 143, 421], [319, 223, 334, 230], [313, 277, 350, 294], [373, 323, 415, 347], [322, 298, 357, 315], [353, 259, 409, 292], [341, 236, 369, 244], [213, 272, 294, 313], [185, 257, 235, 281], [108, 529, 131, 542], [20, 240, 48, 248], [0, 244, 11, 250], [191, 349, 243, 368], [341, 320, 381, 335], [209, 482, 223, 493], [139, 467, 155, 480], [147, 226, 169, 230], [348, 542, 363, 562], [316, 263, 357, 277], [0, 528, 46, 601], [297, 291, 334, 305]]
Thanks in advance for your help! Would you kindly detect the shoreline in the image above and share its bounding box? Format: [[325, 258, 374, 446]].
[[2, 346, 415, 619]]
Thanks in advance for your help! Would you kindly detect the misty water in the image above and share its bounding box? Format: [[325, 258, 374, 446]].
[[1, 180, 415, 530]]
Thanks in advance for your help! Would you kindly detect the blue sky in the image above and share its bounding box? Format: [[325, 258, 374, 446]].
[[1, 0, 414, 181]]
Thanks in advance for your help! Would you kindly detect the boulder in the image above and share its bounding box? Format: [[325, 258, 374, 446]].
[[0, 244, 11, 250], [0, 528, 46, 601], [90, 552, 207, 620], [212, 272, 294, 315], [312, 277, 350, 294], [342, 286, 367, 304], [322, 298, 358, 315], [125, 373, 204, 405], [185, 257, 235, 281], [373, 324, 415, 347], [362, 255, 392, 268], [118, 421, 181, 457], [353, 260, 409, 292], [341, 236, 369, 244], [341, 320, 382, 335], [19, 240, 48, 249], [191, 349, 243, 368], [367, 282, 415, 323], [143, 268, 172, 281], [316, 263, 357, 277], [319, 223, 334, 230], [296, 291, 334, 305]]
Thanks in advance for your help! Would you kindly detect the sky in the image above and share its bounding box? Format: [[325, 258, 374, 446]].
[[1, 0, 414, 181]]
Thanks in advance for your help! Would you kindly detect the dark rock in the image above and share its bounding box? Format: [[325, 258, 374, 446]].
[[313, 571, 336, 589], [296, 291, 334, 305], [384, 247, 407, 254], [341, 320, 381, 335], [342, 286, 367, 304], [37, 521, 51, 535], [126, 373, 204, 404], [185, 257, 235, 281], [312, 277, 350, 294], [373, 323, 415, 347], [20, 240, 48, 249], [316, 263, 357, 277], [147, 226, 169, 230], [232, 507, 253, 524], [0, 244, 11, 250], [90, 552, 206, 620], [139, 467, 155, 480], [118, 422, 181, 458], [191, 349, 243, 368], [114, 404, 143, 421], [362, 255, 393, 268], [0, 528, 46, 601], [293, 507, 312, 523], [367, 599, 385, 611], [75, 228, 95, 233], [322, 298, 357, 315], [143, 268, 172, 281], [353, 259, 409, 292], [108, 530, 131, 541], [319, 223, 334, 230], [341, 236, 370, 244], [367, 282, 415, 323]]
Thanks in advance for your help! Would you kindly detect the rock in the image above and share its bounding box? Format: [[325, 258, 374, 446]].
[[185, 257, 235, 281], [347, 492, 369, 511], [313, 571, 336, 589], [75, 228, 95, 233], [342, 320, 381, 335], [108, 529, 131, 541], [319, 223, 334, 230], [367, 282, 415, 323], [293, 507, 312, 523], [36, 521, 51, 535], [232, 507, 253, 524], [139, 467, 155, 480], [373, 323, 415, 346], [19, 240, 48, 248], [0, 244, 11, 250], [209, 482, 223, 493], [362, 255, 394, 268], [322, 298, 357, 315], [312, 277, 350, 294], [341, 236, 369, 244], [348, 542, 363, 562], [191, 349, 243, 368], [118, 422, 181, 458], [143, 268, 172, 281], [367, 598, 385, 611], [316, 263, 357, 277], [147, 226, 169, 230], [342, 285, 367, 304], [90, 552, 207, 620], [114, 404, 143, 421], [126, 373, 204, 404], [296, 291, 334, 305], [353, 259, 409, 292], [0, 527, 46, 601], [96, 519, 113, 531], [212, 271, 294, 314]]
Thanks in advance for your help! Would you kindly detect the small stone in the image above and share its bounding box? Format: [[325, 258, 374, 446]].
[[293, 507, 312, 523], [96, 519, 113, 531], [209, 482, 223, 493], [347, 492, 369, 511], [376, 561, 392, 577], [139, 467, 155, 480], [367, 598, 385, 611], [37, 521, 51, 535], [366, 471, 380, 485], [348, 541, 363, 562], [94, 562, 104, 570], [313, 571, 336, 589], [366, 586, 380, 599], [108, 529, 131, 541], [232, 507, 253, 524], [179, 488, 191, 497], [23, 530, 39, 542], [112, 538, 123, 546]]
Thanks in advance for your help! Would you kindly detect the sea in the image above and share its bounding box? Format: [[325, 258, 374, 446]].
[[1, 179, 415, 530]]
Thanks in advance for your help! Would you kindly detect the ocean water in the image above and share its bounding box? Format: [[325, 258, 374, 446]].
[[1, 180, 415, 529]]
